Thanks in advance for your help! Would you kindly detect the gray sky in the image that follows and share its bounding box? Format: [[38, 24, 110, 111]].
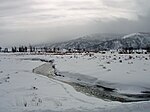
[[0, 0, 150, 47]]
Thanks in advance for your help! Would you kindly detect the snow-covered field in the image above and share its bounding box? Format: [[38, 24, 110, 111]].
[[0, 52, 150, 112]]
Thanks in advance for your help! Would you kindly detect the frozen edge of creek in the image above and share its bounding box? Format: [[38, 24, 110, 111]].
[[30, 58, 150, 103]]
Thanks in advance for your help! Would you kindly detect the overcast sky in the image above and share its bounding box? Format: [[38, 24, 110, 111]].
[[0, 0, 150, 47]]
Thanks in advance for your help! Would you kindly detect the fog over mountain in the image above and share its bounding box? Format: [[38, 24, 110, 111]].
[[44, 32, 150, 51], [0, 0, 150, 47]]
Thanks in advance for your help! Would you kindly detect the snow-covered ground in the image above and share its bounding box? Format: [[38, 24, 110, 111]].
[[54, 53, 150, 85], [0, 53, 150, 112]]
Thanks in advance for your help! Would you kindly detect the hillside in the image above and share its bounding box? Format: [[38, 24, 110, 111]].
[[37, 32, 150, 51]]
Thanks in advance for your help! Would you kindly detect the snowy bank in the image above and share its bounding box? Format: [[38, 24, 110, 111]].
[[32, 61, 150, 102], [0, 53, 150, 112]]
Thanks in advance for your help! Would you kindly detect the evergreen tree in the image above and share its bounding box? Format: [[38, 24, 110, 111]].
[[0, 47, 2, 52]]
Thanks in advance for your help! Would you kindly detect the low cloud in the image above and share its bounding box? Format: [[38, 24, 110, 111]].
[[0, 0, 150, 46]]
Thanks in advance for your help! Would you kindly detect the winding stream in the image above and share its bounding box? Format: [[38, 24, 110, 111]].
[[31, 59, 150, 103]]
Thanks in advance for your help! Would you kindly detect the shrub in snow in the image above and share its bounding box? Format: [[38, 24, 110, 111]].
[[24, 102, 27, 107], [7, 76, 10, 79], [106, 62, 110, 64], [113, 58, 117, 60], [32, 86, 38, 90], [143, 69, 147, 71], [129, 55, 133, 59], [107, 69, 111, 71], [103, 66, 106, 69], [128, 62, 133, 64], [38, 98, 42, 103], [5, 79, 9, 82], [77, 78, 81, 81], [52, 65, 55, 69]]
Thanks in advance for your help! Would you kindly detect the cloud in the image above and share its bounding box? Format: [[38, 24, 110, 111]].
[[0, 0, 149, 46]]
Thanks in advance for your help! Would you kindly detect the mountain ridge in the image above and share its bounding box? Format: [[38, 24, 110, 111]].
[[37, 32, 150, 51]]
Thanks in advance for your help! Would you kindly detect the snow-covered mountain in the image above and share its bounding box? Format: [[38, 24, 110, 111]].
[[121, 32, 150, 48], [44, 32, 150, 50]]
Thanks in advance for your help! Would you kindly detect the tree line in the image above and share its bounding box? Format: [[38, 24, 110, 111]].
[[0, 45, 150, 54], [119, 46, 150, 54], [0, 46, 61, 53]]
